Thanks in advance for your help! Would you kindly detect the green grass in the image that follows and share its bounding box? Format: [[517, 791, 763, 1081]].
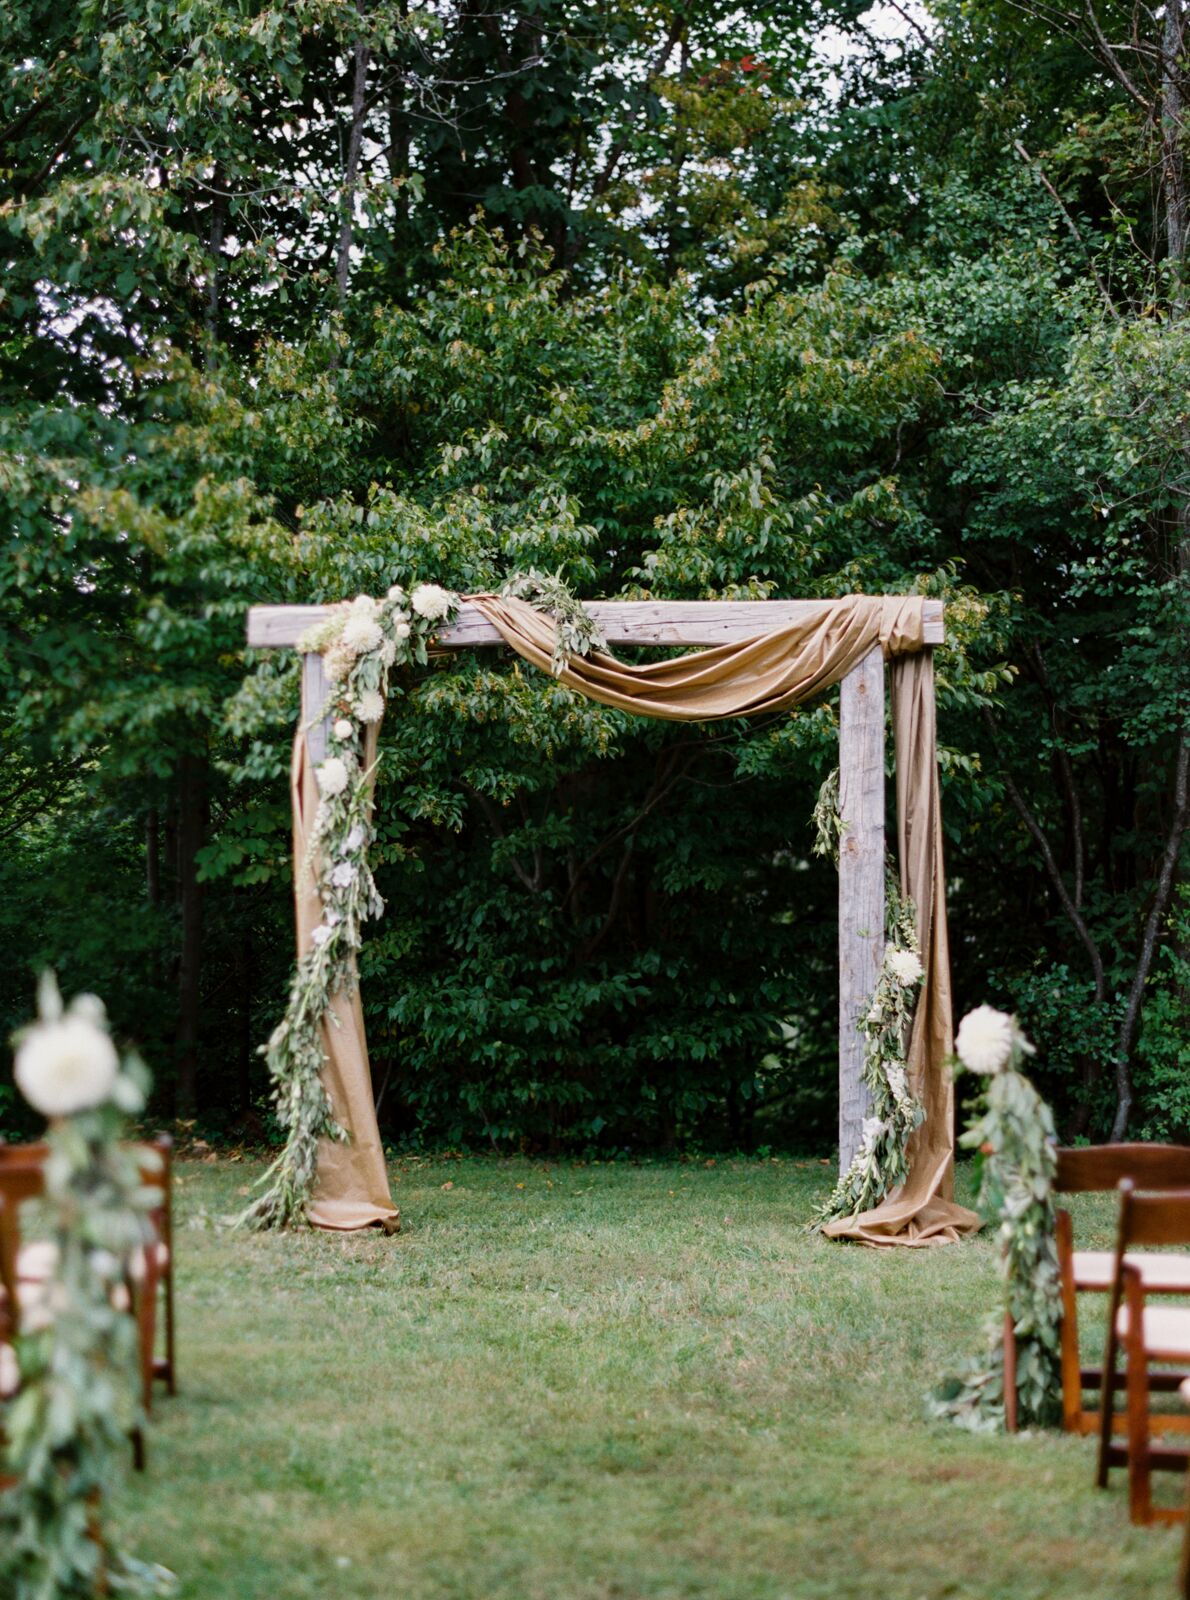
[[116, 1156, 1180, 1599]]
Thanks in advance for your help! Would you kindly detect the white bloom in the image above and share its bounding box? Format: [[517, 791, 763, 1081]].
[[331, 862, 355, 889], [386, 585, 406, 603], [886, 1065, 908, 1100], [311, 925, 334, 948], [316, 757, 350, 797], [15, 1015, 119, 1116], [866, 1003, 883, 1024], [355, 689, 385, 724], [324, 909, 342, 927], [394, 620, 411, 641], [344, 824, 366, 852], [69, 993, 108, 1027], [885, 947, 924, 987], [342, 614, 383, 655], [324, 646, 352, 684], [333, 718, 355, 741], [860, 1115, 887, 1150], [411, 583, 453, 621], [955, 1005, 1033, 1075], [379, 639, 397, 667], [351, 593, 379, 614]]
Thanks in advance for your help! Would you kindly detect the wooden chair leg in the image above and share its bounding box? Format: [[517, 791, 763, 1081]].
[[163, 1254, 176, 1397], [1097, 1303, 1124, 1488], [1056, 1212, 1084, 1432], [1124, 1274, 1154, 1524], [1003, 1310, 1018, 1433]]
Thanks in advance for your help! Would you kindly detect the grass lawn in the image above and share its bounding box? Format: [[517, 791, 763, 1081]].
[[116, 1155, 1180, 1600]]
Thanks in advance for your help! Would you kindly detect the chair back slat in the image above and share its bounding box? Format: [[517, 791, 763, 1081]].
[[1055, 1143, 1190, 1194], [1118, 1183, 1190, 1249]]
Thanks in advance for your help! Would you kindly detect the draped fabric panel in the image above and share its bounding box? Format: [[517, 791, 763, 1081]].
[[291, 698, 400, 1232], [297, 591, 977, 1244]]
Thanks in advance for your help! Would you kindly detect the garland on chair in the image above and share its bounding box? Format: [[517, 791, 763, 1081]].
[[1, 973, 174, 1597], [244, 572, 606, 1230], [929, 1010, 1063, 1432], [812, 769, 927, 1227]]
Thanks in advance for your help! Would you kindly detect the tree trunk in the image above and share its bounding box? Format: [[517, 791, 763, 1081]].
[[174, 749, 208, 1119]]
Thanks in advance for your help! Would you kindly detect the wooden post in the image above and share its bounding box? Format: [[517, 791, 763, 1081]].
[[302, 652, 331, 765], [837, 645, 885, 1176]]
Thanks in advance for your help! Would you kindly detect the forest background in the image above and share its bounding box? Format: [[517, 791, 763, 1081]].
[[1, 0, 1187, 1155]]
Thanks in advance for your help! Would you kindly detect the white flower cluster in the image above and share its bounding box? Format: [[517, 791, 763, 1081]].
[[955, 1005, 1035, 1075], [411, 583, 453, 621], [884, 947, 924, 987], [14, 973, 120, 1117]]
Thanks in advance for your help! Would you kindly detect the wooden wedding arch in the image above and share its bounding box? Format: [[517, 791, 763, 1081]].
[[248, 596, 945, 1180]]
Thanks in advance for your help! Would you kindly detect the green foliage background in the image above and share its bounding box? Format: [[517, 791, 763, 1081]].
[[1, 0, 1187, 1150]]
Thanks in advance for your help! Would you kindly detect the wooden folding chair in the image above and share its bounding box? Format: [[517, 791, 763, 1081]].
[[130, 1134, 176, 1414], [1053, 1144, 1190, 1434], [1096, 1182, 1190, 1524]]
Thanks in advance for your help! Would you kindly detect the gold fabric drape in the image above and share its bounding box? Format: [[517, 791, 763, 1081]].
[[467, 592, 979, 1247], [291, 701, 400, 1232], [296, 590, 977, 1245]]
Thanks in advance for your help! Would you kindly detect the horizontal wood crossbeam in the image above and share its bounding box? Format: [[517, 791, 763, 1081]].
[[247, 598, 945, 650]]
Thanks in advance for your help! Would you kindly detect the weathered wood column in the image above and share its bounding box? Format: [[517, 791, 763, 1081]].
[[302, 652, 331, 763], [837, 645, 885, 1175]]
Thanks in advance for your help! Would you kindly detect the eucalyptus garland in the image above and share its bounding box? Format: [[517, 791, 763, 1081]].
[[2, 974, 174, 1598], [929, 1014, 1062, 1432], [812, 769, 927, 1227], [244, 573, 608, 1230], [240, 581, 459, 1230], [500, 569, 607, 675]]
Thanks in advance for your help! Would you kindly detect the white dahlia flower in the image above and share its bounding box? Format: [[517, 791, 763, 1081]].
[[333, 718, 355, 741], [355, 689, 385, 724], [386, 585, 407, 603], [351, 593, 379, 614], [394, 620, 411, 641], [379, 639, 398, 667], [342, 614, 383, 655], [344, 824, 366, 852], [330, 862, 356, 889], [955, 1005, 1033, 1075], [311, 925, 334, 949], [15, 1015, 119, 1117], [316, 757, 350, 797], [885, 947, 924, 987], [411, 583, 453, 621]]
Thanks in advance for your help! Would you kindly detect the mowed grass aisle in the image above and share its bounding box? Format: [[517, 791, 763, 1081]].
[[121, 1157, 1176, 1600]]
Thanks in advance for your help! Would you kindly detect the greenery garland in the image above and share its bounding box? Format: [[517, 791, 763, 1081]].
[[812, 769, 927, 1227], [240, 582, 459, 1229], [929, 1015, 1063, 1431], [245, 573, 607, 1230], [500, 569, 607, 674], [2, 974, 174, 1597]]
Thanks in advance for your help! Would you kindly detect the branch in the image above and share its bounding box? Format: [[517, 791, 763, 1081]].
[[1110, 734, 1190, 1137], [1013, 141, 1119, 319], [982, 708, 1107, 999]]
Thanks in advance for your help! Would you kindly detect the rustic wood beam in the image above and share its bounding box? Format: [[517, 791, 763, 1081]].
[[837, 645, 886, 1177], [248, 598, 945, 650]]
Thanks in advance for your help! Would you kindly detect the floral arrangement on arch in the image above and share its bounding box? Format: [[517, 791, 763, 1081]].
[[812, 769, 927, 1227], [930, 1006, 1063, 1431], [241, 580, 458, 1230]]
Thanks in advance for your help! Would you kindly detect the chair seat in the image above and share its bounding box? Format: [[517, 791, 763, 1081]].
[[1074, 1249, 1190, 1292], [1116, 1303, 1190, 1362]]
